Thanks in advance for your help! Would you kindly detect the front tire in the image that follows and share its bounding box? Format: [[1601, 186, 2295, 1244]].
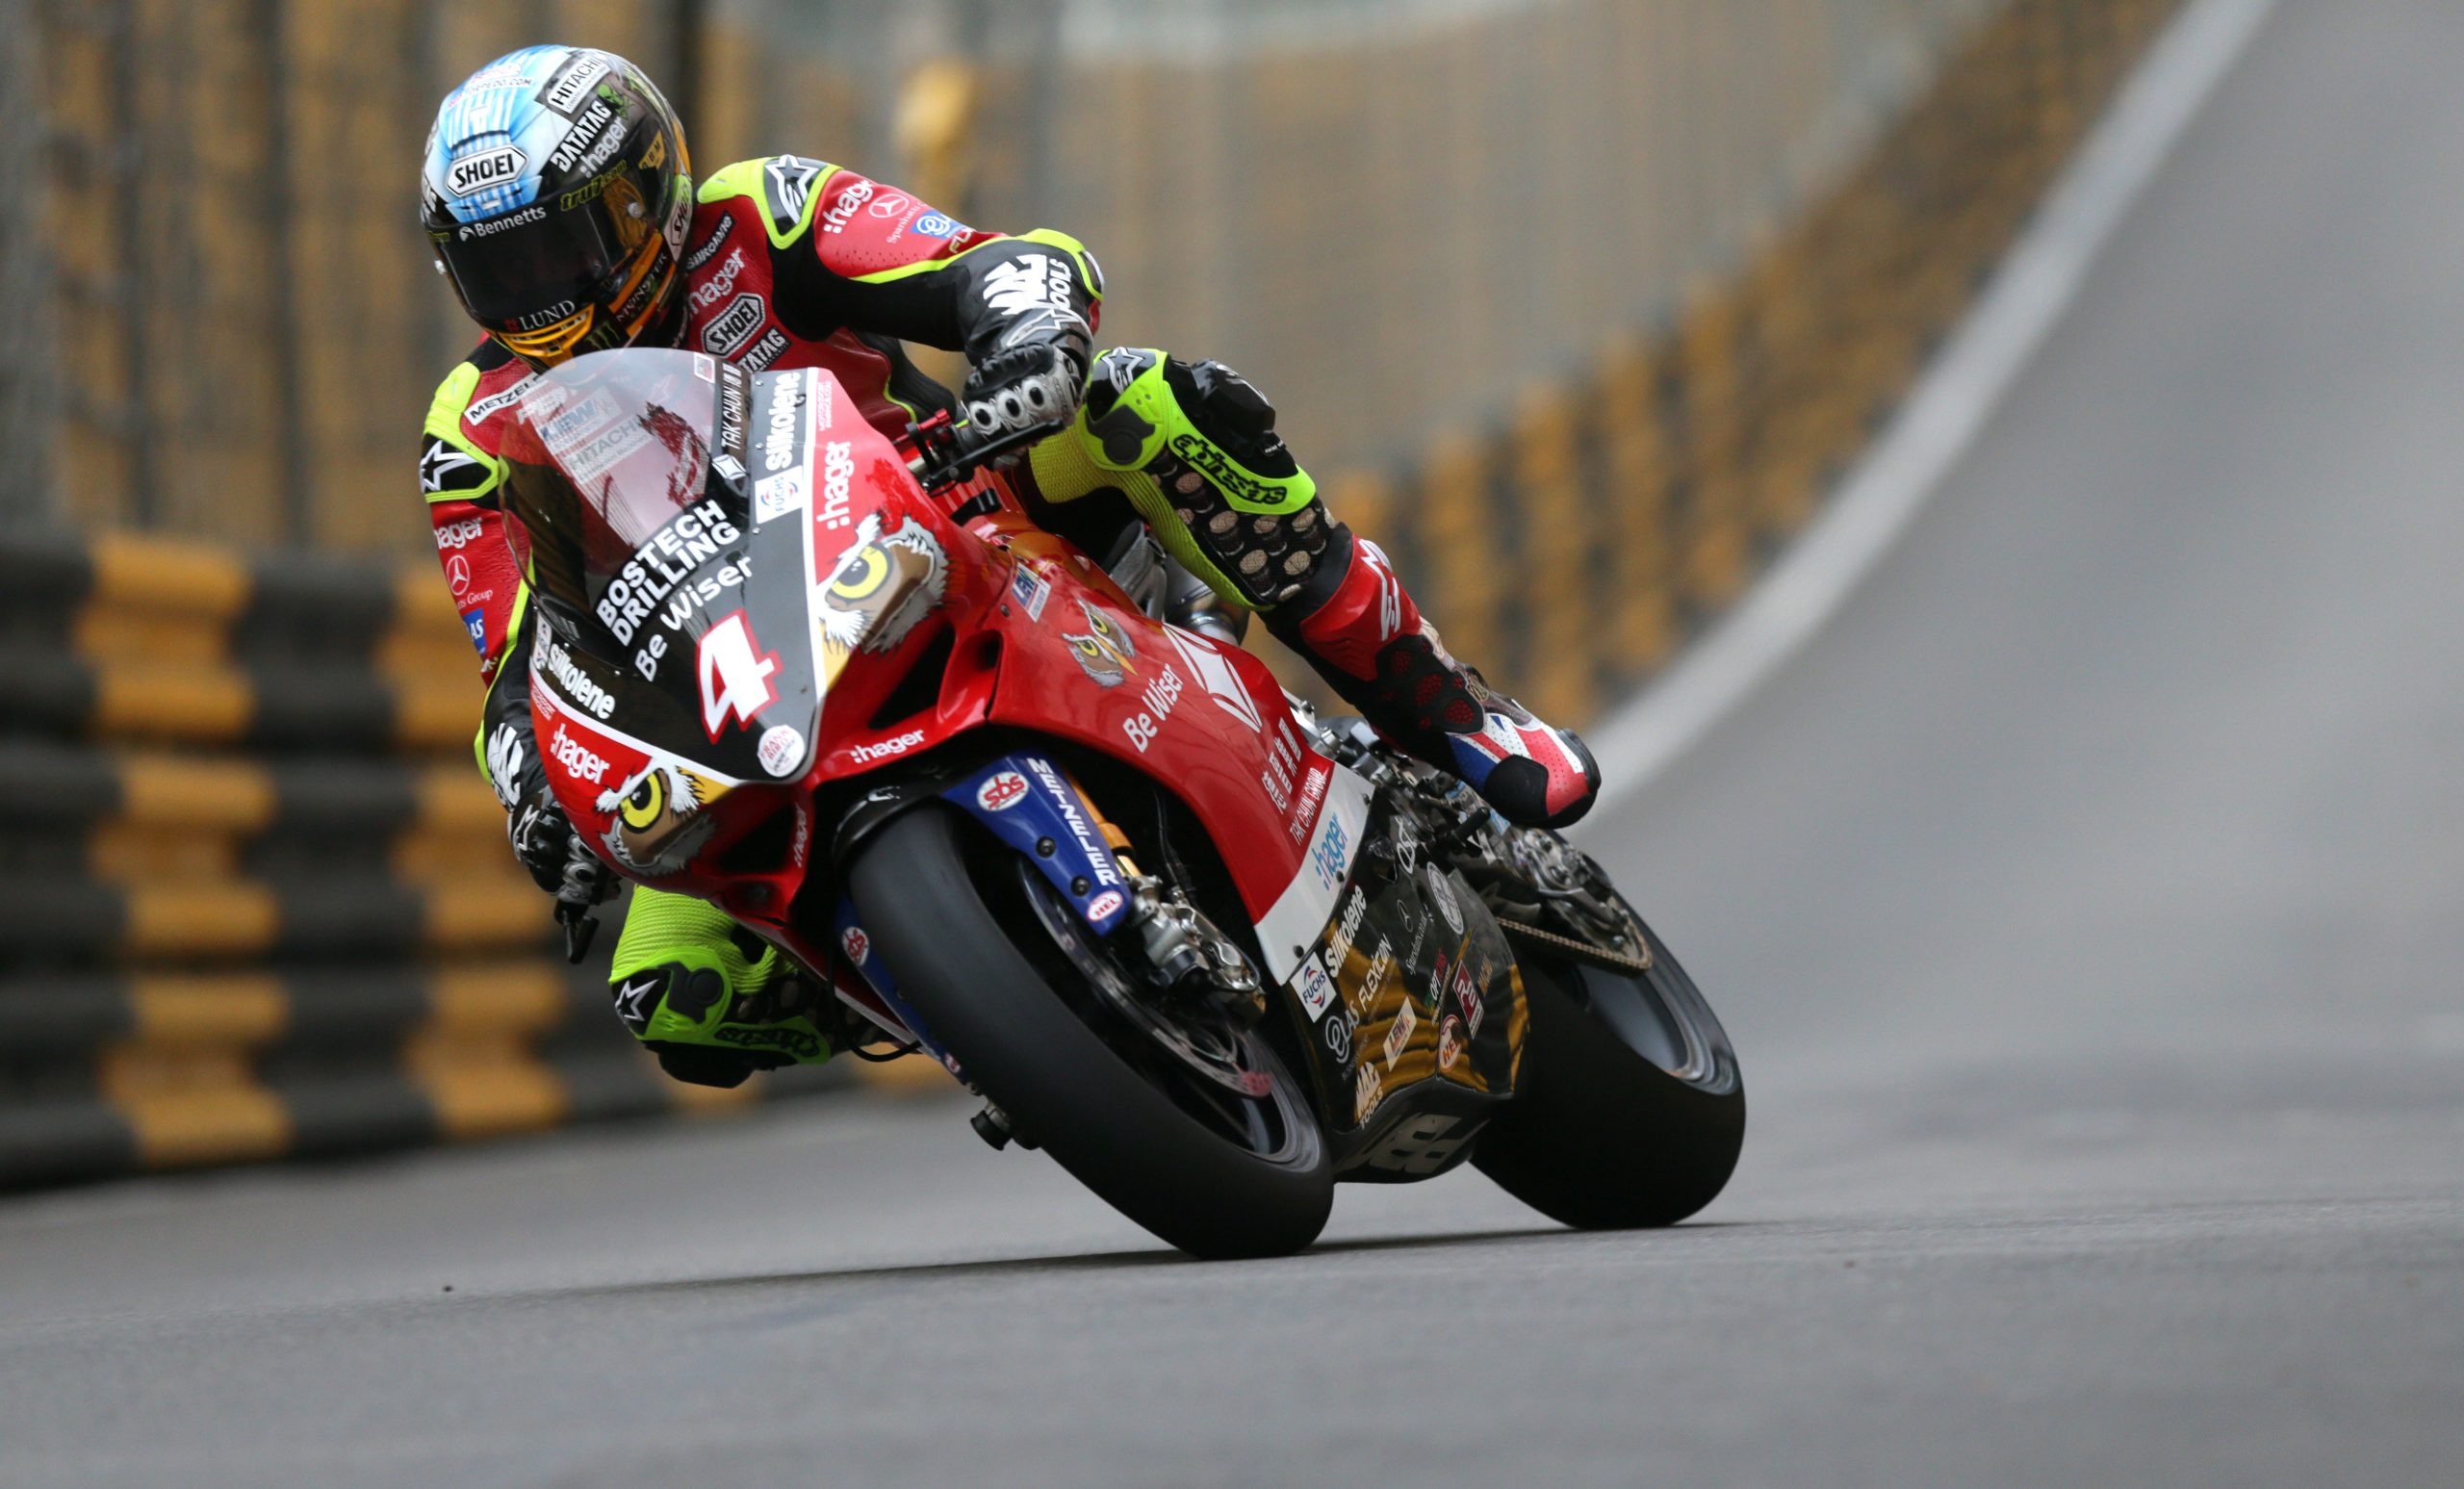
[[847, 805, 1333, 1258], [1474, 919, 1745, 1228]]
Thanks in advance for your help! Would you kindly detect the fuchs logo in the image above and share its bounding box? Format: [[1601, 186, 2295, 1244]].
[[975, 770, 1030, 812], [537, 55, 609, 116], [699, 294, 764, 357], [446, 145, 526, 198], [1294, 955, 1337, 1023], [457, 203, 544, 241], [841, 925, 869, 965]]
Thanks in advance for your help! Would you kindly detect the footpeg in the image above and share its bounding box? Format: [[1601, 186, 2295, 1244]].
[[972, 1101, 1035, 1151]]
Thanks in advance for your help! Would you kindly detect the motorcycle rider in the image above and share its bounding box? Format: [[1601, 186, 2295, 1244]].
[[420, 45, 1599, 1087]]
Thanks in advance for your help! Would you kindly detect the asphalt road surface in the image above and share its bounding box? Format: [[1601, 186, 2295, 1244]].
[[5, 5, 2459, 1484]]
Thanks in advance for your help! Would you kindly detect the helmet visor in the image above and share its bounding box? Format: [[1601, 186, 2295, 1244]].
[[432, 194, 629, 331]]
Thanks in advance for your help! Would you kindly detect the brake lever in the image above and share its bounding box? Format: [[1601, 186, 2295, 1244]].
[[905, 413, 1068, 492], [555, 899, 598, 963]]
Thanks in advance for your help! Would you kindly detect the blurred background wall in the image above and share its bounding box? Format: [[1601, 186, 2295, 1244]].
[[2, 0, 2179, 1188], [24, 0, 1996, 551]]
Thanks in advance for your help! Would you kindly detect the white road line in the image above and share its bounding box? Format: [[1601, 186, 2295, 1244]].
[[1576, 0, 2282, 828]]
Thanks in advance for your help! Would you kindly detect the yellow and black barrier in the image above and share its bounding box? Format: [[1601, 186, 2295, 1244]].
[[0, 532, 854, 1193]]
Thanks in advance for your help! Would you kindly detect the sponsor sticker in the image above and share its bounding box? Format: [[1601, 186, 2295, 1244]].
[[1456, 962, 1484, 1035], [700, 294, 765, 357], [975, 770, 1030, 811], [848, 729, 925, 763], [840, 924, 869, 965], [537, 54, 609, 116], [446, 145, 526, 197], [1326, 886, 1366, 970], [1293, 953, 1337, 1023], [1086, 889, 1125, 921], [739, 327, 790, 372], [1383, 994, 1418, 1067], [593, 498, 745, 645], [1424, 863, 1465, 935], [550, 723, 610, 784], [757, 723, 807, 778], [753, 468, 806, 526], [435, 515, 485, 551], [1009, 559, 1051, 622], [1437, 1014, 1465, 1072], [910, 213, 962, 240], [1322, 1009, 1354, 1064], [1353, 1063, 1382, 1124], [462, 607, 488, 655]]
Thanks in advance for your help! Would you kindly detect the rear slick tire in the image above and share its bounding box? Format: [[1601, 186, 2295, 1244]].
[[847, 805, 1333, 1259], [1473, 923, 1746, 1229]]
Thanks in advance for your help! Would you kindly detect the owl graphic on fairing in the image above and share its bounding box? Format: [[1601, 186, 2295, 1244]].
[[1064, 599, 1138, 687], [595, 759, 729, 876], [816, 513, 948, 686]]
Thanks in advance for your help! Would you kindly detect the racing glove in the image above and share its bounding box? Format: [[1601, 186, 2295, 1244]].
[[961, 342, 1086, 460], [489, 717, 617, 905]]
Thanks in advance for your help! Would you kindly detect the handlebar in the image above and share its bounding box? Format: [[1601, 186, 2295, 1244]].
[[904, 409, 1071, 493]]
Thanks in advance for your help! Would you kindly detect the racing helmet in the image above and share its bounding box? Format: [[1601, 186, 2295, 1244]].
[[423, 46, 693, 369]]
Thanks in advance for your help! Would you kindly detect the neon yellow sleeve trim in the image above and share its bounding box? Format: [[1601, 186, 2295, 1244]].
[[423, 362, 505, 504], [849, 227, 1103, 302], [700, 156, 840, 250]]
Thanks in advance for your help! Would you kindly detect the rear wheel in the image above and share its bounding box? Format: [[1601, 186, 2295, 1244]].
[[847, 805, 1332, 1258], [1474, 917, 1745, 1228]]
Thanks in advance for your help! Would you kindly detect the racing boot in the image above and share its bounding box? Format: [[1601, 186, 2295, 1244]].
[[1063, 348, 1598, 829], [608, 886, 840, 1088]]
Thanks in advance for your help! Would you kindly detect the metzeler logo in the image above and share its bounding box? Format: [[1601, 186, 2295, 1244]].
[[447, 146, 526, 197]]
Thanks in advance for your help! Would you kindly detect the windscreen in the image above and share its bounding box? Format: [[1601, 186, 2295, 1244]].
[[501, 348, 821, 783]]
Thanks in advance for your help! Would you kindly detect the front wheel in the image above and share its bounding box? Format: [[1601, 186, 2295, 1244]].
[[847, 805, 1332, 1258], [1474, 917, 1745, 1228]]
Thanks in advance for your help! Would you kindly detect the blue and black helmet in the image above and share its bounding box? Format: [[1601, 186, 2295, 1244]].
[[422, 46, 692, 368]]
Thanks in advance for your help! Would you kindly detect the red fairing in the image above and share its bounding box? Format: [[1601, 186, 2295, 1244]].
[[528, 362, 1341, 979], [973, 533, 1328, 923]]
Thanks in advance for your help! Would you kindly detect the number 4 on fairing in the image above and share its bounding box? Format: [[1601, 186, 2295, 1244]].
[[696, 610, 779, 737]]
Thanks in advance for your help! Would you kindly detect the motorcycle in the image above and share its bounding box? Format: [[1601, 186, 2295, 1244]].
[[500, 348, 1744, 1258]]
